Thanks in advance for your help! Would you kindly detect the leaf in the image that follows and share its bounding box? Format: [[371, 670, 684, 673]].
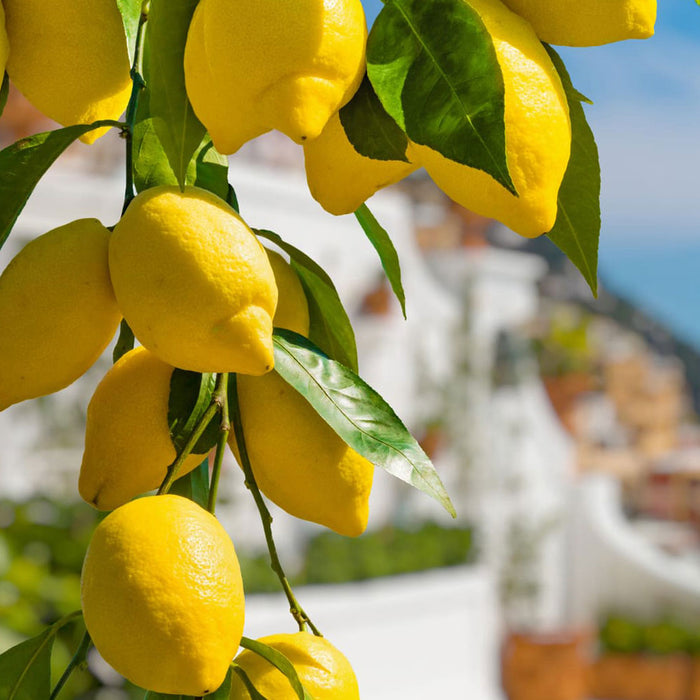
[[205, 667, 233, 699], [0, 73, 10, 118], [367, 0, 514, 192], [339, 74, 410, 162], [239, 638, 313, 700], [254, 229, 358, 372], [231, 665, 269, 700], [168, 370, 220, 454], [146, 0, 205, 188], [0, 628, 54, 700], [354, 204, 406, 318], [272, 330, 456, 517], [0, 121, 122, 252], [192, 140, 229, 200], [115, 0, 143, 64], [226, 184, 240, 213], [544, 45, 601, 296], [170, 458, 210, 508]]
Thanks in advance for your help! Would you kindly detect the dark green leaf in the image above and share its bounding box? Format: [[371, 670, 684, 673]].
[[146, 0, 204, 187], [206, 667, 233, 699], [254, 229, 358, 372], [340, 74, 409, 162], [170, 458, 210, 508], [168, 370, 220, 454], [226, 184, 240, 213], [239, 638, 311, 700], [272, 330, 456, 517], [544, 45, 600, 296], [116, 0, 143, 64], [0, 628, 54, 700], [231, 664, 269, 700], [367, 0, 514, 192], [0, 121, 123, 252], [192, 141, 229, 200], [354, 204, 406, 318], [0, 73, 10, 118]]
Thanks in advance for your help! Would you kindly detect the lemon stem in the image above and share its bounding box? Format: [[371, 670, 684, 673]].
[[50, 630, 91, 700], [230, 374, 322, 636], [207, 373, 230, 514]]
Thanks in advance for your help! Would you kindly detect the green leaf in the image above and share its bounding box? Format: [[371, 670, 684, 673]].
[[231, 664, 269, 700], [116, 0, 143, 64], [0, 628, 54, 700], [544, 45, 601, 296], [146, 0, 205, 188], [170, 458, 210, 508], [254, 229, 358, 372], [339, 74, 409, 162], [354, 204, 406, 318], [0, 73, 10, 118], [272, 330, 456, 517], [239, 638, 313, 700], [192, 140, 229, 200], [226, 184, 240, 213], [367, 0, 514, 192], [0, 121, 122, 252], [168, 370, 220, 454]]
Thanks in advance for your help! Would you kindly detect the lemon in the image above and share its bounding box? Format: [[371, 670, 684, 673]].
[[501, 0, 656, 47], [4, 0, 131, 143], [411, 0, 571, 238], [0, 219, 121, 411], [81, 495, 244, 695], [265, 249, 310, 336], [78, 346, 204, 511], [109, 186, 278, 375], [304, 112, 419, 215], [230, 632, 360, 700], [184, 0, 367, 154]]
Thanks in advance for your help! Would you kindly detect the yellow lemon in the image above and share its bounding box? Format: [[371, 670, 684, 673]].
[[109, 186, 278, 375], [304, 112, 419, 215], [501, 0, 656, 47], [4, 0, 131, 143], [412, 0, 571, 238], [78, 346, 204, 511], [0, 219, 121, 411], [81, 495, 244, 695], [266, 248, 310, 336], [184, 0, 367, 154], [230, 632, 360, 700]]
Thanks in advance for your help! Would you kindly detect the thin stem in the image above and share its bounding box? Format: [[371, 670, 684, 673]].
[[50, 631, 91, 700], [208, 373, 230, 514], [230, 374, 322, 636]]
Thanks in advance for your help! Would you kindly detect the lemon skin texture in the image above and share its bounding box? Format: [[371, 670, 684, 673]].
[[304, 112, 419, 215], [184, 0, 367, 154], [230, 632, 360, 700], [265, 249, 310, 336], [411, 0, 571, 239], [501, 0, 656, 47], [81, 495, 244, 695], [78, 346, 204, 511], [109, 186, 278, 375], [4, 0, 131, 143], [0, 219, 121, 411]]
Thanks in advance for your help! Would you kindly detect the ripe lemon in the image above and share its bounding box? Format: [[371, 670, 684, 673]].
[[304, 112, 418, 215], [4, 0, 131, 143], [109, 186, 278, 375], [265, 248, 310, 336], [501, 0, 656, 47], [230, 632, 360, 700], [184, 0, 367, 154], [0, 219, 121, 411], [81, 495, 245, 695], [78, 346, 204, 511], [411, 0, 571, 238]]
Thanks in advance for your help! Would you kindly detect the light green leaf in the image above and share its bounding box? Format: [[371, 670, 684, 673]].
[[146, 0, 204, 188], [272, 330, 456, 517], [168, 370, 219, 455], [115, 0, 143, 64], [254, 229, 358, 372], [0, 629, 54, 700], [340, 74, 410, 162], [367, 0, 514, 192], [231, 664, 269, 700], [544, 45, 600, 296], [354, 204, 406, 318], [0, 121, 123, 252]]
